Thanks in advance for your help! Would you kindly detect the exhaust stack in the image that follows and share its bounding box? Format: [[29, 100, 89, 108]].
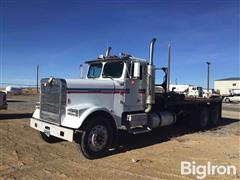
[[167, 43, 171, 92], [149, 38, 156, 65], [79, 64, 83, 79], [105, 47, 111, 57], [145, 38, 156, 113]]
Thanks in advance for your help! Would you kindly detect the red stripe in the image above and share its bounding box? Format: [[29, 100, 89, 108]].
[[66, 91, 129, 94], [138, 89, 146, 94]]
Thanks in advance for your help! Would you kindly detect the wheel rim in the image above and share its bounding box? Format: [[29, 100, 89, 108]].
[[88, 125, 108, 152]]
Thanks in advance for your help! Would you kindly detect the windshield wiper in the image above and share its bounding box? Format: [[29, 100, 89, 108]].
[[102, 75, 114, 80], [88, 75, 96, 79]]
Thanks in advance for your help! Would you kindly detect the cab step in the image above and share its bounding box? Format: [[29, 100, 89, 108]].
[[128, 127, 152, 135]]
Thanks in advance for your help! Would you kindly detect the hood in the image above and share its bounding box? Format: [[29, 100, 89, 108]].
[[65, 79, 115, 93]]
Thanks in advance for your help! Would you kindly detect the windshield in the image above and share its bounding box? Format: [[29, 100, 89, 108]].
[[102, 61, 124, 78], [87, 63, 102, 78]]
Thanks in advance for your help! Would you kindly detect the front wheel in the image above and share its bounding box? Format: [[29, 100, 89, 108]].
[[224, 98, 230, 103], [75, 116, 113, 159]]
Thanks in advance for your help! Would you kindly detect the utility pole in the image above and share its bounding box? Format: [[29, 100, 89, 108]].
[[167, 43, 171, 92], [37, 64, 39, 93], [206, 62, 211, 98], [80, 64, 83, 79]]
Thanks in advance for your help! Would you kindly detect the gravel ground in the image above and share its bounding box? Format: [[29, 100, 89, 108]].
[[0, 95, 239, 179]]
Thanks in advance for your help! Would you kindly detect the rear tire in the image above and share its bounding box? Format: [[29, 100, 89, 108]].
[[209, 105, 220, 127], [75, 116, 113, 159], [195, 107, 209, 130], [39, 132, 62, 143]]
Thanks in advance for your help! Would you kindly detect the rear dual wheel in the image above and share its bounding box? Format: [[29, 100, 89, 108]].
[[195, 105, 220, 130], [197, 107, 209, 130], [209, 105, 221, 127]]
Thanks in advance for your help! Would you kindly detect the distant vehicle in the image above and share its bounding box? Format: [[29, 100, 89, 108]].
[[223, 94, 240, 103], [5, 86, 22, 95], [170, 85, 203, 97], [229, 89, 240, 96], [0, 91, 7, 110], [203, 89, 220, 98], [203, 89, 210, 98]]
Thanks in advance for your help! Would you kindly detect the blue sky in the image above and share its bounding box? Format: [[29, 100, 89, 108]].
[[1, 0, 239, 88]]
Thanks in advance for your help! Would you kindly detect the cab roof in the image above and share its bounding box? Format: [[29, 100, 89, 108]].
[[85, 56, 147, 64]]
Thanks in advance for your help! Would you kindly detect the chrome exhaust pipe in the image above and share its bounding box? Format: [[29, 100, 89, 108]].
[[105, 46, 111, 57], [145, 38, 157, 113], [167, 43, 171, 92], [149, 38, 156, 65]]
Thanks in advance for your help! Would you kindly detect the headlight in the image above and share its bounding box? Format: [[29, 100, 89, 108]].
[[67, 109, 79, 117]]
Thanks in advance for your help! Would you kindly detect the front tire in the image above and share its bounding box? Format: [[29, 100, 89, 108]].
[[76, 116, 113, 159]]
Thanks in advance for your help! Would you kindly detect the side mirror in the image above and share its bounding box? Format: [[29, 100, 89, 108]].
[[133, 62, 141, 78]]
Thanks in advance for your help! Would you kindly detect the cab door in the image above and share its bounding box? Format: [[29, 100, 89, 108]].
[[124, 62, 146, 111]]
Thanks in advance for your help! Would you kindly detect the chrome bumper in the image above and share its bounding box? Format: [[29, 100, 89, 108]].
[[30, 118, 74, 142]]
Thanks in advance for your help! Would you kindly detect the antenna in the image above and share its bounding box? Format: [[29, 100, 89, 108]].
[[36, 64, 39, 93]]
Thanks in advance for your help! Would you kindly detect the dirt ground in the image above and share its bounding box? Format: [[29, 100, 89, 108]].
[[0, 95, 239, 179]]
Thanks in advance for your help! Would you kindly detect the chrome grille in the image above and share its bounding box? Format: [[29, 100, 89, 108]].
[[40, 78, 66, 125]]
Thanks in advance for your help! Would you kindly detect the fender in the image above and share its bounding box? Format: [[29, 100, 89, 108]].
[[32, 108, 40, 119], [61, 104, 116, 129]]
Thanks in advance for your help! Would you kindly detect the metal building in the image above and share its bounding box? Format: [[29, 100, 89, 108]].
[[214, 77, 240, 95]]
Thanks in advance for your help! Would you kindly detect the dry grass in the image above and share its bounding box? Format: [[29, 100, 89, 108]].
[[22, 88, 39, 95]]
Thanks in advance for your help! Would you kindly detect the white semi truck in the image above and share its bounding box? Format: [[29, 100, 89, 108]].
[[170, 84, 203, 97], [229, 89, 240, 95], [5, 86, 22, 95], [30, 39, 222, 159]]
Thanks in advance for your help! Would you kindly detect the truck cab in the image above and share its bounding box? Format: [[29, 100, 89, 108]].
[[90, 57, 148, 105], [188, 86, 203, 97], [31, 48, 155, 159]]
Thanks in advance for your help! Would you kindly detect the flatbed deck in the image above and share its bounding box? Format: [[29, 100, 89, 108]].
[[153, 93, 222, 111]]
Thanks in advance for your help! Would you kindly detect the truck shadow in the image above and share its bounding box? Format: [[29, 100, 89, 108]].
[[0, 113, 33, 120], [7, 100, 26, 103], [107, 117, 239, 157]]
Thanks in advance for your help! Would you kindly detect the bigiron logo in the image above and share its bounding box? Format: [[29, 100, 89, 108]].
[[181, 161, 237, 179]]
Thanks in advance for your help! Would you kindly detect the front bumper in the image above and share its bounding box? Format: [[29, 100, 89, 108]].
[[30, 118, 74, 142]]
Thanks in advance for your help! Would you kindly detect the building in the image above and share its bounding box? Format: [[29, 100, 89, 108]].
[[214, 77, 240, 95]]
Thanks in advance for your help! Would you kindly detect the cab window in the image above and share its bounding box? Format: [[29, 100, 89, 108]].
[[102, 61, 124, 78], [87, 63, 102, 78]]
